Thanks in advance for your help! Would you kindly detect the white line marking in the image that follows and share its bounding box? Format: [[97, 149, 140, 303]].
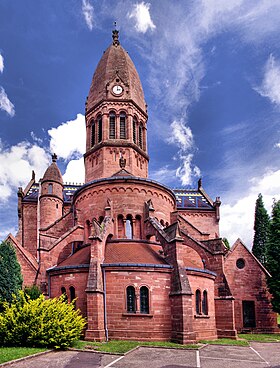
[[196, 350, 201, 368], [250, 346, 269, 365], [103, 355, 125, 368]]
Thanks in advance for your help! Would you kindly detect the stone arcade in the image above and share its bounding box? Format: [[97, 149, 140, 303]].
[[7, 30, 278, 343]]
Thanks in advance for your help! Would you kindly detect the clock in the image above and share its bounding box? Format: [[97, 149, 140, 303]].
[[112, 85, 123, 95]]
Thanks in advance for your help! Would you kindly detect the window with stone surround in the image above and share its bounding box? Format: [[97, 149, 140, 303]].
[[109, 111, 116, 139], [48, 183, 53, 194], [140, 286, 149, 314], [98, 115, 102, 142], [91, 120, 95, 146], [69, 286, 76, 308], [195, 289, 201, 315], [139, 124, 143, 148], [120, 112, 126, 139], [61, 287, 68, 302], [202, 290, 208, 315], [133, 116, 137, 143], [126, 286, 136, 313], [126, 215, 133, 239]]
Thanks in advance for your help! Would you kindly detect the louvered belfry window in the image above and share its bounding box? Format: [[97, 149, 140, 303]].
[[98, 115, 102, 142], [109, 112, 116, 139], [120, 112, 126, 139]]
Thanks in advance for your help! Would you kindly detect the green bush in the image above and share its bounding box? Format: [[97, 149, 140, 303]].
[[0, 291, 86, 348], [23, 285, 42, 300]]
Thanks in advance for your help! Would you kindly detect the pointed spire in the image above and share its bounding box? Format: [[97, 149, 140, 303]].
[[112, 22, 120, 46]]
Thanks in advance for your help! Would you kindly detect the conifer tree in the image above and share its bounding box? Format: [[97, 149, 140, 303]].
[[252, 193, 270, 265], [266, 199, 280, 313], [0, 241, 23, 304]]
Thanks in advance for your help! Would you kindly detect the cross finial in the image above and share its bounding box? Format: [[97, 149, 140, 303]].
[[112, 22, 120, 46], [52, 153, 57, 163]]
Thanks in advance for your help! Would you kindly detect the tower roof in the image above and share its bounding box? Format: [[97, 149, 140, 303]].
[[87, 30, 146, 113], [42, 154, 63, 184]]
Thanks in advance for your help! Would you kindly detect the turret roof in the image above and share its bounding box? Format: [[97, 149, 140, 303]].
[[42, 154, 63, 184]]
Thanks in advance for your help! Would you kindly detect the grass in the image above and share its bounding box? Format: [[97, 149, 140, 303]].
[[200, 338, 249, 346], [239, 333, 280, 342], [0, 347, 47, 364], [278, 314, 280, 325], [72, 340, 198, 354]]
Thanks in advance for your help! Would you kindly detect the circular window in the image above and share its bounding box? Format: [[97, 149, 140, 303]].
[[236, 258, 245, 269]]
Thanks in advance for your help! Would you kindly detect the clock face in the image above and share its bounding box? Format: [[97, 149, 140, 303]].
[[112, 85, 123, 95]]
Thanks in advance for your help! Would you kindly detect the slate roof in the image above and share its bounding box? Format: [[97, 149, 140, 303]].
[[23, 184, 213, 210]]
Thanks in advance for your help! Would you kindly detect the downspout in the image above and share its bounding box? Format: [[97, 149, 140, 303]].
[[102, 266, 109, 342]]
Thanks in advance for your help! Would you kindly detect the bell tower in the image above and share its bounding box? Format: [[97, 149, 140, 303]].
[[84, 30, 149, 182]]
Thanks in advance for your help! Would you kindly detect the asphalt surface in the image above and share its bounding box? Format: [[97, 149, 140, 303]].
[[1, 342, 280, 368]]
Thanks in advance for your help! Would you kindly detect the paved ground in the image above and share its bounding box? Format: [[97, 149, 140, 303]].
[[2, 343, 280, 368]]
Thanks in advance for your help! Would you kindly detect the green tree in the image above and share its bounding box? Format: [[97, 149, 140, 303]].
[[222, 237, 230, 250], [252, 194, 270, 265], [266, 199, 280, 313], [0, 241, 23, 304]]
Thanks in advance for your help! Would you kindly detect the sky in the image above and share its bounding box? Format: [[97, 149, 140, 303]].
[[1, 0, 280, 247]]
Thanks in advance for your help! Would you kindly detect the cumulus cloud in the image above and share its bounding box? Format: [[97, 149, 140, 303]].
[[82, 0, 94, 31], [48, 113, 86, 160], [167, 120, 194, 151], [0, 53, 4, 73], [220, 169, 280, 247], [0, 86, 15, 117], [0, 140, 49, 203], [255, 54, 280, 106], [128, 2, 156, 33], [63, 157, 85, 184]]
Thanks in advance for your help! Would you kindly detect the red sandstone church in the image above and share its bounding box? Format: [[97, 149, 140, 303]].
[[7, 30, 278, 343]]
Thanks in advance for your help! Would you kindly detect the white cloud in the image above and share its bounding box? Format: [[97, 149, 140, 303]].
[[82, 0, 94, 31], [0, 53, 4, 73], [128, 2, 156, 33], [0, 140, 49, 203], [149, 165, 176, 186], [167, 120, 194, 151], [220, 169, 280, 248], [275, 142, 280, 148], [0, 86, 15, 117], [48, 113, 86, 160], [176, 154, 201, 186], [255, 54, 280, 106], [63, 157, 85, 184]]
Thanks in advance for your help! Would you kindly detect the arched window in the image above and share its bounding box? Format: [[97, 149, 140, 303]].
[[126, 286, 136, 313], [98, 115, 102, 142], [120, 112, 126, 139], [133, 117, 137, 143], [48, 183, 53, 194], [117, 214, 125, 238], [139, 124, 143, 149], [69, 286, 76, 307], [91, 121, 95, 146], [109, 111, 116, 139], [61, 287, 68, 302], [135, 215, 142, 239], [140, 286, 149, 314], [195, 289, 201, 315], [202, 290, 208, 315], [126, 215, 133, 239]]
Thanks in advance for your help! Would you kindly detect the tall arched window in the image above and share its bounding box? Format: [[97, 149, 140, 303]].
[[139, 124, 143, 149], [126, 215, 133, 239], [98, 115, 102, 142], [126, 286, 136, 313], [48, 183, 53, 194], [202, 290, 208, 315], [120, 112, 126, 139], [135, 215, 142, 239], [140, 286, 149, 314], [133, 117, 137, 143], [109, 111, 116, 139], [91, 121, 95, 146], [195, 289, 201, 315], [61, 287, 68, 302], [117, 214, 125, 238], [69, 286, 76, 308]]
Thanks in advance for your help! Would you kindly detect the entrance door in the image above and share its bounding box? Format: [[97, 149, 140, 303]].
[[242, 301, 256, 328]]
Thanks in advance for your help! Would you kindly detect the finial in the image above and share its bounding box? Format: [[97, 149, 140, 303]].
[[112, 22, 120, 46], [52, 153, 57, 163], [119, 152, 126, 168]]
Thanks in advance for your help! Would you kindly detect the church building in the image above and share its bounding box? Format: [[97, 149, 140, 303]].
[[7, 30, 278, 343]]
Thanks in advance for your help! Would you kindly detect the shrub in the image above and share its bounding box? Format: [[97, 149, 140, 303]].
[[0, 291, 86, 348], [23, 285, 42, 300]]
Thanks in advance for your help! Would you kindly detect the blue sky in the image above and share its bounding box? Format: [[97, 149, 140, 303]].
[[1, 0, 280, 246]]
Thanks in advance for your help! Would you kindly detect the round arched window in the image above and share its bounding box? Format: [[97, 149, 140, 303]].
[[236, 258, 245, 269]]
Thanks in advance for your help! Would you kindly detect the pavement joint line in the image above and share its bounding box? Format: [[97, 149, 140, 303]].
[[103, 355, 125, 368], [249, 346, 269, 365], [201, 356, 266, 363], [196, 350, 201, 368]]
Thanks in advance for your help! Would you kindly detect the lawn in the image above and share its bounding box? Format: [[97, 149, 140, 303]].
[[200, 338, 249, 346], [72, 339, 198, 353], [0, 347, 47, 364], [239, 333, 280, 342]]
